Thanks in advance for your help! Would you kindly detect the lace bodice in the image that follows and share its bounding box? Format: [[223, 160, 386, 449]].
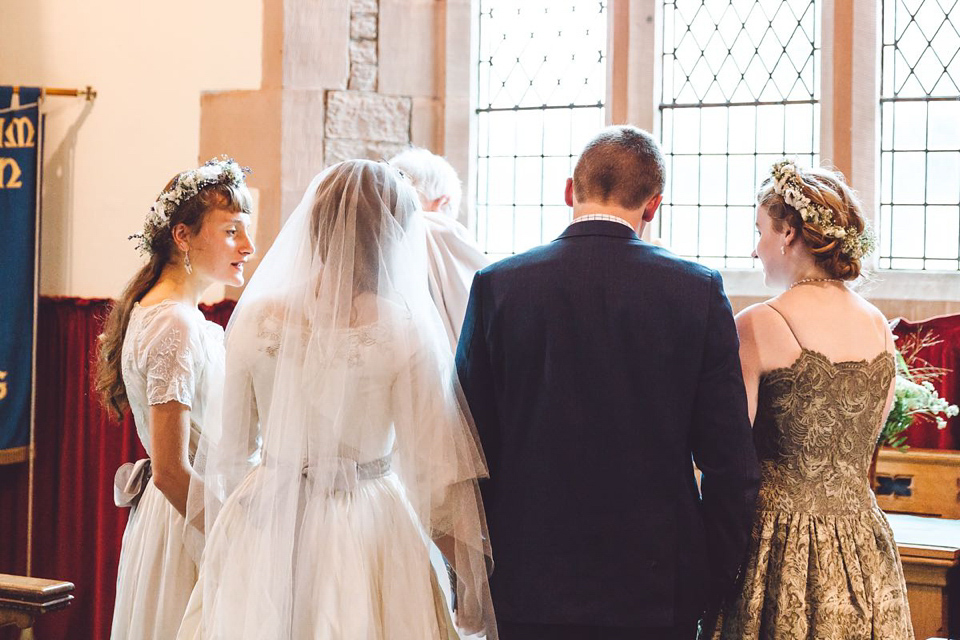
[[753, 348, 895, 515], [121, 300, 225, 457], [225, 301, 427, 466]]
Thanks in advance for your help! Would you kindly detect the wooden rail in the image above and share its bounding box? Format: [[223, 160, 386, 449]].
[[0, 574, 74, 630]]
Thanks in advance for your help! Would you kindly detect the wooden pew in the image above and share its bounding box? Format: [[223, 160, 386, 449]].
[[875, 448, 960, 519], [875, 448, 960, 639], [886, 514, 960, 640], [0, 574, 74, 631]]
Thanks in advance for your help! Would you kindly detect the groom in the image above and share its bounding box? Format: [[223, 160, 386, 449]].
[[456, 126, 760, 639]]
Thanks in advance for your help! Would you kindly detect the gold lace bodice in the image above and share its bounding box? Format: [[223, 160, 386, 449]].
[[753, 348, 895, 515]]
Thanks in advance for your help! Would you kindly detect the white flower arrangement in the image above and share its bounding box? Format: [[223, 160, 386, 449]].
[[130, 155, 250, 256], [881, 333, 959, 450], [894, 376, 959, 427], [771, 159, 877, 260]]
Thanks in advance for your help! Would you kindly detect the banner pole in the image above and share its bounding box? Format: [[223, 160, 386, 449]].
[[11, 85, 96, 101], [25, 92, 44, 579]]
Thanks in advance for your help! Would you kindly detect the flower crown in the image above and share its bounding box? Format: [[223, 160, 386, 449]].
[[130, 155, 250, 256], [770, 159, 876, 260]]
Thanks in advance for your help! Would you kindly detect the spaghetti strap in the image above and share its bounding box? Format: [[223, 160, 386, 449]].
[[764, 302, 803, 350]]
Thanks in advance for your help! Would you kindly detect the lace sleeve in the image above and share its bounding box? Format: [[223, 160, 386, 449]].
[[143, 306, 199, 407]]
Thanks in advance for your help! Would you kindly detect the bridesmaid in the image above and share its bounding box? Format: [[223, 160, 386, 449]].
[[95, 157, 254, 640], [712, 160, 912, 639]]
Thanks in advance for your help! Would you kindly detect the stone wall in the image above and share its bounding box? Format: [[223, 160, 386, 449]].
[[324, 0, 413, 168], [199, 0, 434, 286]]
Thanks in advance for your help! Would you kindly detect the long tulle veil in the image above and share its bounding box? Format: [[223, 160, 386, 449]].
[[186, 160, 496, 638]]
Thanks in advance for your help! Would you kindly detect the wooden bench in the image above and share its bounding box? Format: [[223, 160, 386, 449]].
[[886, 514, 960, 640], [0, 573, 74, 631], [875, 448, 960, 639], [875, 447, 960, 519]]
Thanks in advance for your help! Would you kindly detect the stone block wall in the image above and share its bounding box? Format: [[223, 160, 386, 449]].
[[200, 0, 440, 283], [324, 0, 414, 168]]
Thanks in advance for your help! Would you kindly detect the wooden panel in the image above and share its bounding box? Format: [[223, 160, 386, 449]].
[[904, 581, 950, 640], [890, 514, 960, 639], [875, 449, 960, 518]]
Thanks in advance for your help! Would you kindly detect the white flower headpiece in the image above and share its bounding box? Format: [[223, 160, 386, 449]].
[[770, 159, 876, 260], [130, 155, 250, 256]]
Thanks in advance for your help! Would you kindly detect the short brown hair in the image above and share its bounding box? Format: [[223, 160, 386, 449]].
[[572, 126, 666, 209], [757, 165, 866, 281]]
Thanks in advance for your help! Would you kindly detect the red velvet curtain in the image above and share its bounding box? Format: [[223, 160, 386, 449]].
[[0, 296, 234, 640], [892, 313, 960, 450]]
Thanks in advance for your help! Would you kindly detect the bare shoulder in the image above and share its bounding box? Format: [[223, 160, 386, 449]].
[[735, 300, 804, 371], [851, 289, 896, 341], [735, 302, 782, 336], [850, 288, 888, 316]]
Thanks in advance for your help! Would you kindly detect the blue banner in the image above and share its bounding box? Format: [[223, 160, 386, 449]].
[[0, 86, 42, 463]]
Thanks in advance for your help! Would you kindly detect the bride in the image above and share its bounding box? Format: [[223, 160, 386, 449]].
[[178, 160, 496, 640]]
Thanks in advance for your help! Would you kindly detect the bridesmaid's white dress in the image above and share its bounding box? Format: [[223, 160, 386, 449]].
[[110, 300, 224, 640]]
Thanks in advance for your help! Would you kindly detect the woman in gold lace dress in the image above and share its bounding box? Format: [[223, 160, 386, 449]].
[[711, 160, 913, 639]]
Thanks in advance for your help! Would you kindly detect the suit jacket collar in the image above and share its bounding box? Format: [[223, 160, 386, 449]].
[[557, 220, 641, 241]]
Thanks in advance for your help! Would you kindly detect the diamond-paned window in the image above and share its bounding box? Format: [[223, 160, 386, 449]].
[[880, 0, 960, 270], [658, 0, 821, 269], [475, 0, 607, 260]]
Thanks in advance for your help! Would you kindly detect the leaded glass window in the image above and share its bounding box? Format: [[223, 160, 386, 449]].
[[880, 0, 960, 270], [475, 0, 607, 260], [658, 0, 821, 269]]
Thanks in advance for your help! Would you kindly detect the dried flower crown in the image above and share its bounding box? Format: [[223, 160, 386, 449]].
[[771, 159, 876, 260], [130, 155, 250, 256]]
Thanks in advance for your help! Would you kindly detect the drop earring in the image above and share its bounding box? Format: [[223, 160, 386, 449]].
[[781, 245, 786, 255], [184, 250, 193, 275]]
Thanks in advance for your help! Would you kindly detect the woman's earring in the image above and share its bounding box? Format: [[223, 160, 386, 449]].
[[184, 250, 193, 275], [781, 245, 786, 255]]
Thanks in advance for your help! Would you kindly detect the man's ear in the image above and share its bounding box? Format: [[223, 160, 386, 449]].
[[564, 178, 574, 208], [642, 194, 663, 222], [432, 195, 450, 212]]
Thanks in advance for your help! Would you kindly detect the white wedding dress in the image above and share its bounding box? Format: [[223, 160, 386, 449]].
[[111, 300, 224, 640], [177, 162, 495, 640], [178, 302, 458, 640]]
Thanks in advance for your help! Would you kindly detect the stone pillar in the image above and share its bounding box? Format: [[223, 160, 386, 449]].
[[324, 0, 414, 166], [198, 0, 439, 292]]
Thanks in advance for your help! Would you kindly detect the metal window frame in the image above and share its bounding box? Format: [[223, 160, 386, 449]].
[[474, 0, 608, 258], [657, 0, 823, 268], [879, 0, 960, 271]]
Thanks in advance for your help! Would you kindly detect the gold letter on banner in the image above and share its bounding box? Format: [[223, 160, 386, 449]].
[[0, 158, 22, 189], [5, 117, 35, 148], [0, 371, 7, 401]]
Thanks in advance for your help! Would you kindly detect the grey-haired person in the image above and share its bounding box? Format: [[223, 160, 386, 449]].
[[390, 147, 490, 351]]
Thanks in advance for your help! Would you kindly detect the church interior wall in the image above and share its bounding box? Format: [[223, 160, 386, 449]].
[[0, 0, 262, 301], [0, 0, 956, 315]]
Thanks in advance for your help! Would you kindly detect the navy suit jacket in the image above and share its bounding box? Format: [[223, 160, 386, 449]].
[[456, 221, 760, 629]]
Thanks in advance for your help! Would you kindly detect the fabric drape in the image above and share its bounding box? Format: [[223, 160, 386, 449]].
[[0, 296, 234, 640]]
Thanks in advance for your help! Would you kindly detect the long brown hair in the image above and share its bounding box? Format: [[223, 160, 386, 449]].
[[310, 161, 415, 294], [95, 178, 252, 420]]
